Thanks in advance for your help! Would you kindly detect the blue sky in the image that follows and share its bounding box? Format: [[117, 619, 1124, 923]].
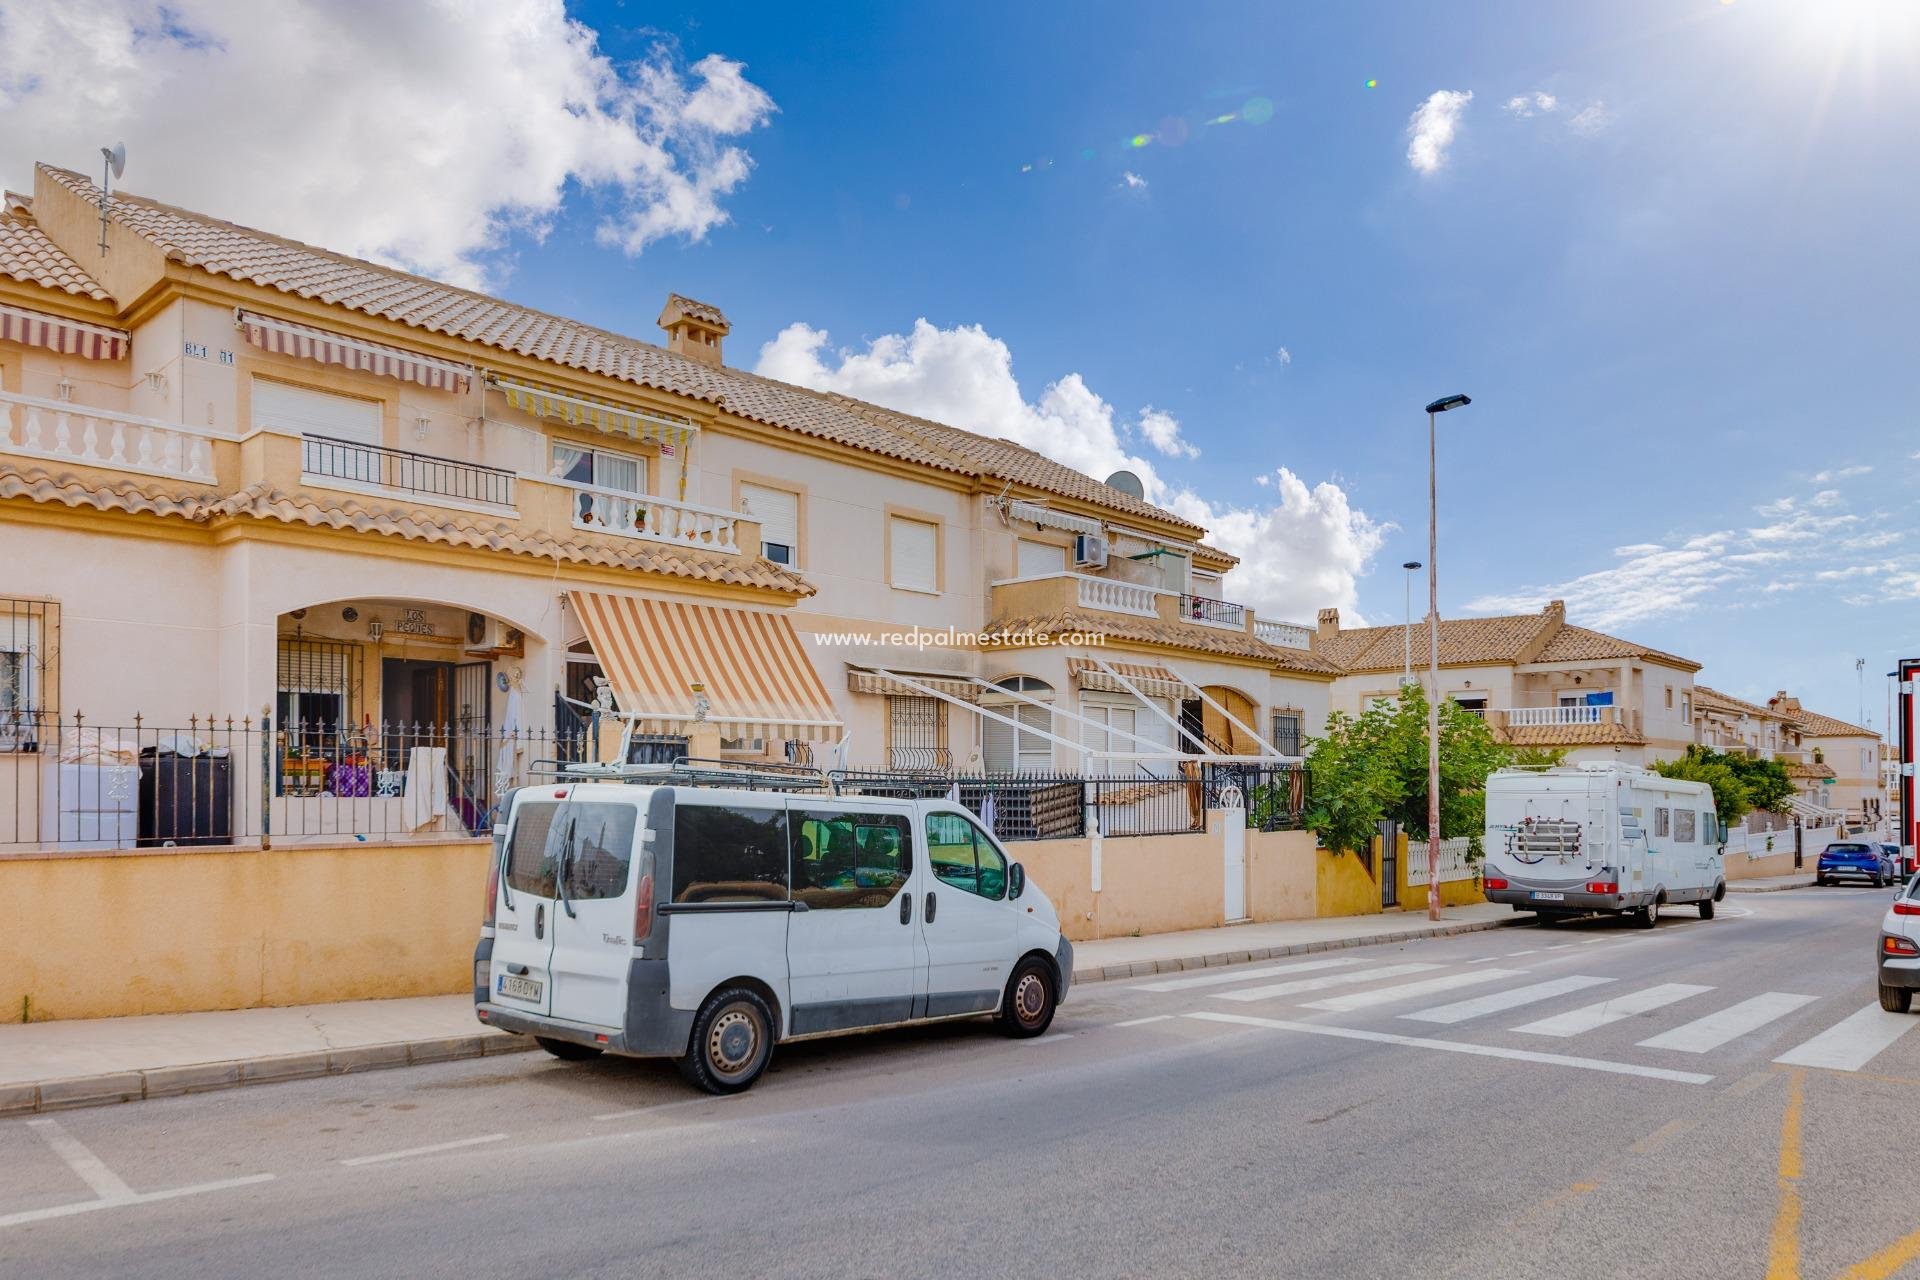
[[4, 0, 1914, 730]]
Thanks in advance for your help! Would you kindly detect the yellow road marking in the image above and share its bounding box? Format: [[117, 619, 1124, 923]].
[[1766, 1069, 1806, 1280], [1837, 1225, 1920, 1280]]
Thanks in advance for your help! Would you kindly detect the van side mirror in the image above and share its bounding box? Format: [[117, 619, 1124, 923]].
[[1009, 862, 1026, 900]]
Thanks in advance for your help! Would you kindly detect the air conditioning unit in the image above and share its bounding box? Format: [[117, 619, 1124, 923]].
[[466, 621, 525, 654], [1074, 533, 1109, 569]]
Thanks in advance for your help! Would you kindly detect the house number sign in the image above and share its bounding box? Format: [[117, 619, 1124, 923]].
[[393, 609, 437, 636]]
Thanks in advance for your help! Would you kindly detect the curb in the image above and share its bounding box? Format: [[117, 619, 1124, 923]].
[[1070, 914, 1527, 986], [1726, 880, 1816, 895], [0, 1030, 538, 1119]]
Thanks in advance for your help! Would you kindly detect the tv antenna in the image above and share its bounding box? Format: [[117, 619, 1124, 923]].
[[97, 141, 125, 257]]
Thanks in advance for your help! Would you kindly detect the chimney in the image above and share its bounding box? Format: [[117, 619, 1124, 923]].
[[657, 293, 730, 368], [1543, 598, 1566, 623], [1316, 607, 1340, 640]]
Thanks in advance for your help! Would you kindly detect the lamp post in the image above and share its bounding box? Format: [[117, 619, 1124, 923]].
[[1423, 394, 1471, 921], [1402, 561, 1423, 686]]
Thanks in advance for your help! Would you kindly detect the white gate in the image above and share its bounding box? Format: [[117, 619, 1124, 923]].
[[1219, 784, 1247, 921]]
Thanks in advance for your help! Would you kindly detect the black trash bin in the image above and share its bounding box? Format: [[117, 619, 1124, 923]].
[[137, 748, 234, 847]]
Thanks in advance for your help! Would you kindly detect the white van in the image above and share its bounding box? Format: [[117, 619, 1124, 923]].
[[473, 781, 1073, 1092], [1482, 763, 1727, 927]]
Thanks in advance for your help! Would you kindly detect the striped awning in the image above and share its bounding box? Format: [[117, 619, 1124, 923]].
[[569, 591, 841, 742], [237, 311, 472, 393], [1004, 499, 1101, 537], [491, 376, 695, 452], [0, 303, 128, 361], [846, 667, 982, 702], [1066, 657, 1188, 701]]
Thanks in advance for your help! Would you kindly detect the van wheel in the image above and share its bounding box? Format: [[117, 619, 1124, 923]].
[[680, 987, 774, 1095], [998, 959, 1057, 1039], [535, 1036, 602, 1061], [1698, 898, 1715, 920], [1880, 984, 1913, 1014], [1634, 900, 1659, 929]]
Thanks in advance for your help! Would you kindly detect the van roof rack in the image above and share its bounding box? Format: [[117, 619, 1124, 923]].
[[525, 756, 831, 792]]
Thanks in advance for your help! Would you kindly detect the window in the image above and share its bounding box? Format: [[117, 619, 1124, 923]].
[[277, 636, 361, 757], [1665, 686, 1674, 709], [740, 482, 799, 566], [1654, 807, 1671, 837], [255, 379, 380, 444], [505, 801, 561, 896], [1271, 712, 1302, 756], [671, 804, 789, 903], [1081, 700, 1139, 775], [983, 677, 1054, 773], [0, 599, 52, 752], [1674, 809, 1697, 843], [557, 802, 639, 901], [1156, 552, 1189, 593], [1367, 695, 1398, 712], [1681, 693, 1692, 723], [552, 443, 647, 527], [889, 515, 939, 592], [790, 809, 911, 908], [888, 695, 948, 769], [1450, 696, 1487, 716], [925, 811, 1007, 900], [1015, 539, 1067, 578]]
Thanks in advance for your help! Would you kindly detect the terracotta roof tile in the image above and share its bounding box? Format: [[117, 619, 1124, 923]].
[[0, 465, 813, 595], [987, 608, 1340, 673], [1693, 685, 1784, 721], [1493, 721, 1647, 747], [0, 200, 111, 300], [1316, 614, 1555, 673], [1533, 624, 1699, 672], [661, 293, 729, 330], [1787, 706, 1876, 738]]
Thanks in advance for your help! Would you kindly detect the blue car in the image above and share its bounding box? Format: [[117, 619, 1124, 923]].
[[1818, 841, 1896, 887]]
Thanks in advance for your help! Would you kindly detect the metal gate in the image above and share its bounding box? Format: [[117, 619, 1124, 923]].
[[1380, 821, 1399, 907], [451, 660, 492, 830]]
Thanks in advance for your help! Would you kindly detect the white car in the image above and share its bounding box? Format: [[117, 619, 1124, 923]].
[[474, 782, 1073, 1092], [1879, 873, 1920, 1014]]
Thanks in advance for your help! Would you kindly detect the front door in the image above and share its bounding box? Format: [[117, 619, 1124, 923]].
[[920, 810, 1019, 1018], [490, 794, 563, 1017], [785, 804, 925, 1033], [545, 796, 642, 1027]]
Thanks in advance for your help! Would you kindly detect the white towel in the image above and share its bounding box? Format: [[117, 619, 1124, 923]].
[[402, 746, 448, 830], [494, 689, 524, 792]]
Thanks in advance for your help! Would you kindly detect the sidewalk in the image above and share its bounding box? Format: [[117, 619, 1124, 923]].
[[0, 903, 1522, 1117], [1727, 873, 1818, 894]]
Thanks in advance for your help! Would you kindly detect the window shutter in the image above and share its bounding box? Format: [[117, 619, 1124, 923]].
[[1016, 540, 1067, 578], [252, 379, 380, 444], [1016, 704, 1052, 770], [890, 517, 938, 592], [983, 713, 1016, 772], [741, 484, 799, 556]]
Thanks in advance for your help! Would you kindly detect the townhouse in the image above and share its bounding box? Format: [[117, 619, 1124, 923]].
[[1765, 693, 1883, 826], [1314, 599, 1701, 765], [0, 162, 1333, 849]]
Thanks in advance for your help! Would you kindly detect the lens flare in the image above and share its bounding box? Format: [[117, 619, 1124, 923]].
[[1130, 133, 1152, 148], [1365, 78, 1378, 89], [1240, 96, 1275, 124], [1206, 111, 1238, 125]]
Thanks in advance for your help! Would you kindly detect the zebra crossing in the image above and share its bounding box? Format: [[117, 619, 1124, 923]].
[[1127, 950, 1920, 1078]]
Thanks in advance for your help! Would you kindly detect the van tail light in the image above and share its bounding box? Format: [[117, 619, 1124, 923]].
[[1884, 935, 1920, 956], [1483, 878, 1509, 891], [483, 854, 501, 929], [633, 873, 655, 943], [1893, 901, 1920, 917], [1586, 881, 1619, 894]]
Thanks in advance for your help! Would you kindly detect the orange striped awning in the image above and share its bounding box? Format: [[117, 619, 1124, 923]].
[[568, 591, 841, 742], [1066, 657, 1188, 701]]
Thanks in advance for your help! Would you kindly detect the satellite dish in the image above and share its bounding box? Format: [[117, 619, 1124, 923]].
[[103, 142, 126, 181], [1104, 470, 1145, 500]]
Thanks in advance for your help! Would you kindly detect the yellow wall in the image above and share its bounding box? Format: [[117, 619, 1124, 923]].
[[1316, 846, 1383, 918], [1393, 833, 1489, 909], [1726, 850, 1798, 880], [1, 839, 488, 1022]]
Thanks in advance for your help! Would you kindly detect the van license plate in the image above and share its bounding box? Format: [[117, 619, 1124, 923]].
[[497, 974, 542, 1002], [1531, 891, 1565, 901]]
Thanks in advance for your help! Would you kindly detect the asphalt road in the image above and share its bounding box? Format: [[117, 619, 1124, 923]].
[[5, 888, 1919, 1280]]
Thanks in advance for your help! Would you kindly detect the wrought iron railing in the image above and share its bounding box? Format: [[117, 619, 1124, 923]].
[[832, 769, 1088, 841], [1179, 594, 1247, 628], [301, 434, 516, 507], [1200, 762, 1309, 832]]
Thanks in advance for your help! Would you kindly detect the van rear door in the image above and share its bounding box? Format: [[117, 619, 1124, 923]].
[[491, 795, 564, 1017], [546, 795, 646, 1028]]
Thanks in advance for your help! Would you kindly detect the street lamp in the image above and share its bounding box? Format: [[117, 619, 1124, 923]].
[[1402, 561, 1423, 686], [1423, 393, 1471, 921]]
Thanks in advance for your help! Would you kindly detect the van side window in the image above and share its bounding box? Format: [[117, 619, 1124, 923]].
[[558, 803, 638, 901], [790, 810, 910, 908], [1653, 808, 1670, 838], [1674, 809, 1696, 843], [506, 801, 561, 896], [926, 811, 1008, 901], [673, 805, 789, 904]]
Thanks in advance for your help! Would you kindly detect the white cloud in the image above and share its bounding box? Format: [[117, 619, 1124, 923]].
[[755, 318, 1387, 623], [1118, 170, 1148, 191], [1407, 89, 1473, 174], [1503, 91, 1557, 117], [1253, 474, 1272, 487], [1137, 407, 1198, 459], [1274, 346, 1292, 365], [1809, 464, 1872, 482], [0, 0, 775, 289], [1810, 489, 1843, 509], [1568, 101, 1611, 136]]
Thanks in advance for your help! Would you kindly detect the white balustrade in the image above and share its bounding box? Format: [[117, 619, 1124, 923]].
[[1501, 704, 1618, 727], [569, 483, 740, 552], [1074, 573, 1160, 618], [0, 388, 218, 483], [1405, 836, 1477, 885], [1254, 618, 1315, 650]]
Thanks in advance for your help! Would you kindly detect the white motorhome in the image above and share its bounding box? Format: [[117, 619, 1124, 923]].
[[1482, 763, 1726, 926], [473, 778, 1072, 1093]]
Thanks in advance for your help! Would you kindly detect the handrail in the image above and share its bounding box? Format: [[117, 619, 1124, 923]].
[[0, 387, 221, 483], [302, 434, 515, 507], [562, 480, 742, 552]]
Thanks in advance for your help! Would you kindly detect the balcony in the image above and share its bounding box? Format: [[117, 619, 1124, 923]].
[[1254, 618, 1314, 650], [301, 434, 515, 510], [562, 481, 744, 553], [1500, 705, 1621, 727], [1178, 593, 1247, 629], [0, 387, 218, 484]]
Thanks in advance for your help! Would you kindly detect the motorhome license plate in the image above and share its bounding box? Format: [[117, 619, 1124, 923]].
[[1531, 891, 1565, 901], [497, 974, 542, 1001]]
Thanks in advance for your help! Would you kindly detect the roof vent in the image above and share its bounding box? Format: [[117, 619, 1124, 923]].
[[658, 293, 730, 368]]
